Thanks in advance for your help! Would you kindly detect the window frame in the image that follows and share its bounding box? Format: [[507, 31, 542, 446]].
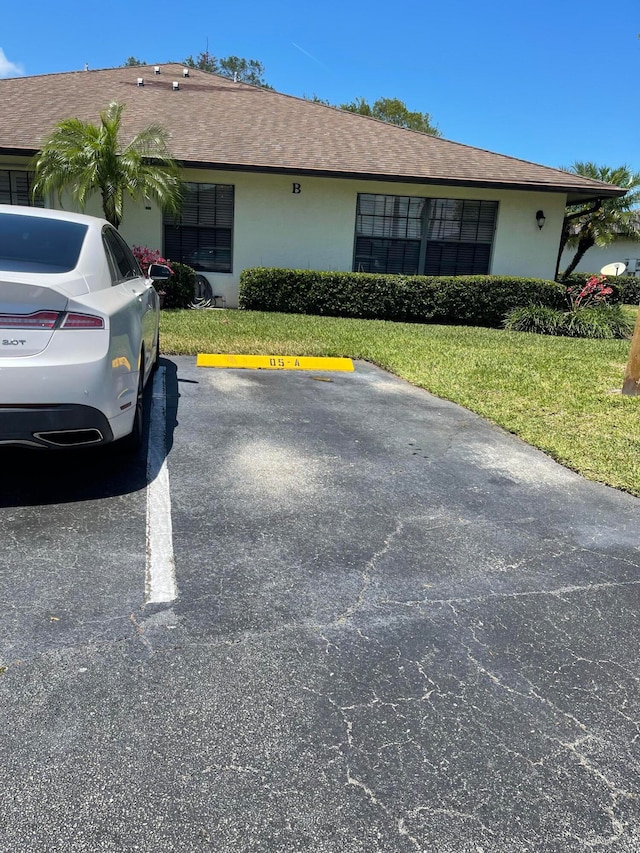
[[0, 169, 44, 207], [102, 226, 143, 285], [163, 182, 234, 274], [353, 192, 498, 277]]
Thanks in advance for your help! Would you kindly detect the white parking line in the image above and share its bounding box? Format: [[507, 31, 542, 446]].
[[145, 367, 178, 603]]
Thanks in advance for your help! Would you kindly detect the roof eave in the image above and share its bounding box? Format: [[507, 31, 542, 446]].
[[565, 188, 627, 204], [0, 147, 38, 157], [0, 147, 626, 200], [182, 159, 628, 198]]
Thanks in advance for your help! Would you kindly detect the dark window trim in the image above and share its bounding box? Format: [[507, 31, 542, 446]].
[[102, 226, 142, 284], [0, 169, 44, 207], [353, 192, 498, 276], [163, 182, 234, 274]]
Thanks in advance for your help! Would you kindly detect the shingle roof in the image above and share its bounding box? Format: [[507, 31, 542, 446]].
[[0, 64, 624, 202]]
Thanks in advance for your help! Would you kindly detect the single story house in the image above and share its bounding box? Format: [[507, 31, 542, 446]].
[[0, 63, 626, 307]]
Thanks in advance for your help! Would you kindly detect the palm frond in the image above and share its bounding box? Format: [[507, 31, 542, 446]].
[[31, 101, 182, 228]]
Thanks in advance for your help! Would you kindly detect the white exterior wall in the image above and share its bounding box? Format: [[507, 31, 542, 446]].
[[1, 156, 569, 308], [560, 240, 640, 277], [491, 191, 565, 280], [48, 188, 163, 253]]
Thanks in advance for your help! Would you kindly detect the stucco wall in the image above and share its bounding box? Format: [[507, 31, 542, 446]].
[[560, 240, 640, 276]]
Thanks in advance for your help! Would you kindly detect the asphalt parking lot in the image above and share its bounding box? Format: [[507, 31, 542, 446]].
[[1, 355, 640, 852]]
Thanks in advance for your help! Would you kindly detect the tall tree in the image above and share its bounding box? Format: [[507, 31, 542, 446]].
[[303, 93, 331, 105], [31, 101, 182, 229], [184, 51, 270, 86], [339, 97, 441, 136], [122, 56, 145, 67], [184, 50, 218, 73], [219, 56, 270, 87], [559, 162, 640, 280]]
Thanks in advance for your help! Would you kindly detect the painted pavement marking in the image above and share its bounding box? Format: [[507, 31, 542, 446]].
[[145, 366, 178, 604]]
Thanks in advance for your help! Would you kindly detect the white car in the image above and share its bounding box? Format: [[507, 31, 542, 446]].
[[0, 205, 168, 450]]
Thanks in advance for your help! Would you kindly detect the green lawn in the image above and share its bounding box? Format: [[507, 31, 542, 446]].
[[160, 308, 640, 497]]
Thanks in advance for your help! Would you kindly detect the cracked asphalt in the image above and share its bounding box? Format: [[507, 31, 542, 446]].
[[1, 356, 639, 852]]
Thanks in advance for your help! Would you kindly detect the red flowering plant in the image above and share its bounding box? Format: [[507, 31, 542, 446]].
[[566, 274, 613, 310], [132, 246, 174, 278]]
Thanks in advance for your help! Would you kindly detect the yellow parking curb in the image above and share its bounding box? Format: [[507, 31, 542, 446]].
[[196, 354, 354, 372]]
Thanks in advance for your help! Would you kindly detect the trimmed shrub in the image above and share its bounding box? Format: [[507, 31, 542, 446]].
[[433, 276, 565, 326], [162, 261, 196, 309], [618, 277, 640, 305], [239, 268, 566, 328]]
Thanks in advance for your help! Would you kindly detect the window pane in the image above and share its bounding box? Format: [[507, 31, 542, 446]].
[[424, 242, 491, 275], [355, 237, 420, 275], [13, 172, 31, 206], [0, 171, 12, 204], [427, 199, 497, 245], [356, 194, 424, 240]]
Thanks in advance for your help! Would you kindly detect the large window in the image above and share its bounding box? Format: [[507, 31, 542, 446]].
[[354, 193, 497, 276], [164, 183, 234, 273], [0, 170, 43, 207]]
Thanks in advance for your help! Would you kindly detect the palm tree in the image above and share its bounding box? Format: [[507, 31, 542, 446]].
[[31, 101, 182, 229], [559, 162, 640, 280]]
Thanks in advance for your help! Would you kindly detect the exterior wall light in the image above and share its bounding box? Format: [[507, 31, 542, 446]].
[[536, 210, 546, 230]]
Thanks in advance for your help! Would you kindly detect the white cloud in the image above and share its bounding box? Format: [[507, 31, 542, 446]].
[[0, 48, 24, 78]]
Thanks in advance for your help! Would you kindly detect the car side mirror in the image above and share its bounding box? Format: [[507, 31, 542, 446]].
[[148, 263, 172, 281]]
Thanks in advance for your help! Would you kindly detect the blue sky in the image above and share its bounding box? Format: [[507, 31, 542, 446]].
[[1, 0, 638, 173]]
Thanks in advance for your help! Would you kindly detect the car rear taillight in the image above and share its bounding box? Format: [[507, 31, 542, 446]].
[[0, 311, 104, 330], [0, 311, 59, 329], [60, 313, 104, 329]]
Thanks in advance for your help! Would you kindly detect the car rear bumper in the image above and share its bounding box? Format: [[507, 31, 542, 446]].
[[0, 404, 114, 448]]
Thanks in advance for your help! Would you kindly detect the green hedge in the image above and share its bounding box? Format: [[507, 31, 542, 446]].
[[239, 268, 566, 327], [162, 261, 196, 309], [622, 278, 640, 304]]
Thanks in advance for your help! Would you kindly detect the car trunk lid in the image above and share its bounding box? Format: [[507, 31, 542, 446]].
[[0, 281, 68, 357]]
